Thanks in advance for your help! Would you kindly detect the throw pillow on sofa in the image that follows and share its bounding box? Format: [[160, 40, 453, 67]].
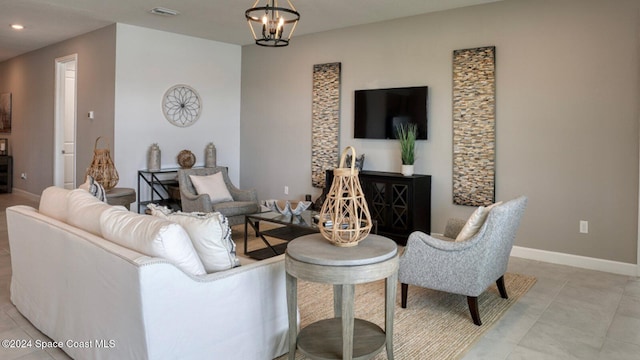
[[78, 175, 107, 202], [66, 188, 116, 236], [189, 172, 233, 204], [100, 207, 206, 276], [148, 204, 240, 272], [39, 186, 71, 222]]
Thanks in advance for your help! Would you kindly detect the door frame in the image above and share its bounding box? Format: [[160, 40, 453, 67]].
[[54, 54, 78, 188]]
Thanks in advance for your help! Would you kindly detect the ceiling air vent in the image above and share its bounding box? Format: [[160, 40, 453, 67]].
[[150, 7, 180, 16]]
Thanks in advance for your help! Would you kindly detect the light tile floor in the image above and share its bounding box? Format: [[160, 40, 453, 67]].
[[0, 192, 638, 359]]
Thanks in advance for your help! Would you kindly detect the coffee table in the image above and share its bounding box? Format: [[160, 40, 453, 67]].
[[244, 210, 319, 260]]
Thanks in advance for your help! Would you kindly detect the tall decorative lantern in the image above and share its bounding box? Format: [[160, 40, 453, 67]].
[[85, 137, 119, 191], [319, 146, 372, 247]]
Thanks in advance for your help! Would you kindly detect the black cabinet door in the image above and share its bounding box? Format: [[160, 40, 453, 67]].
[[326, 170, 430, 245]]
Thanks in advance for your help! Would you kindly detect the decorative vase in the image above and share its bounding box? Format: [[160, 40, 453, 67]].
[[204, 143, 216, 168], [148, 143, 161, 171], [319, 146, 373, 247], [401, 164, 414, 176]]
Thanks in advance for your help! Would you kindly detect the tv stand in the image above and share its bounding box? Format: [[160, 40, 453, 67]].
[[326, 170, 431, 245]]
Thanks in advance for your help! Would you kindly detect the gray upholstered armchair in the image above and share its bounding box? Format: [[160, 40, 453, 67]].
[[398, 196, 527, 325], [178, 167, 260, 226]]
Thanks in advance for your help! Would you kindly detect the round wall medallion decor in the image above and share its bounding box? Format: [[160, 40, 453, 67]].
[[162, 84, 202, 127]]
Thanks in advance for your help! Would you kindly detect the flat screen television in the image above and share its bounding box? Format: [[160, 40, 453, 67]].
[[354, 86, 428, 139]]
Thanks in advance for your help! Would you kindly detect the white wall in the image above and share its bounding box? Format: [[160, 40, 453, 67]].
[[241, 0, 640, 264], [114, 24, 242, 207]]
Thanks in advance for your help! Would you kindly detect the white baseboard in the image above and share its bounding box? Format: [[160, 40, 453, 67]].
[[10, 188, 40, 203], [511, 246, 638, 277]]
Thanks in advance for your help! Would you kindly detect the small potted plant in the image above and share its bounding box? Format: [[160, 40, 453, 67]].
[[396, 123, 417, 176]]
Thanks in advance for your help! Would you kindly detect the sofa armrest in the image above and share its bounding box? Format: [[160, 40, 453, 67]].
[[138, 255, 290, 359]]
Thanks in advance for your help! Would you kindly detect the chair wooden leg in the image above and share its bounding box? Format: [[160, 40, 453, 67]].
[[401, 283, 408, 308], [467, 296, 482, 326], [496, 275, 508, 299]]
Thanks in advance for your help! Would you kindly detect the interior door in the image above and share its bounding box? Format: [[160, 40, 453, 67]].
[[54, 55, 77, 189]]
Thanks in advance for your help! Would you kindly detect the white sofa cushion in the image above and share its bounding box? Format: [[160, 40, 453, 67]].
[[189, 172, 233, 204], [100, 208, 206, 276], [39, 186, 71, 222], [149, 206, 239, 272], [67, 189, 114, 236]]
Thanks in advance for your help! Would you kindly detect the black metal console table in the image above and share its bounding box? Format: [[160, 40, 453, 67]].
[[137, 167, 198, 213]]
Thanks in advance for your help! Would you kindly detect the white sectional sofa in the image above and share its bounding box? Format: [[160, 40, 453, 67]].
[[7, 187, 290, 360]]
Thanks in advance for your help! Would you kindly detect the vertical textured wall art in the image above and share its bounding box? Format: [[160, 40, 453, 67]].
[[452, 46, 496, 206], [311, 62, 341, 188], [0, 93, 12, 133]]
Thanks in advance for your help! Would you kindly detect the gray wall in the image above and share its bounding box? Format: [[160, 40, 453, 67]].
[[0, 25, 116, 195], [241, 0, 639, 263]]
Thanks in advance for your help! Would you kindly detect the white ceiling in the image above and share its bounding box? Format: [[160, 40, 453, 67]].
[[0, 0, 501, 62]]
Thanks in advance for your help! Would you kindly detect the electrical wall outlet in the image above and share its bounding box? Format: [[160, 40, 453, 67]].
[[579, 220, 588, 234], [284, 186, 289, 195], [20, 173, 27, 180]]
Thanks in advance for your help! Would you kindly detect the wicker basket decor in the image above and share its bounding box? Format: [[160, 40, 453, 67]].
[[319, 146, 373, 247], [177, 150, 196, 169], [85, 137, 119, 191]]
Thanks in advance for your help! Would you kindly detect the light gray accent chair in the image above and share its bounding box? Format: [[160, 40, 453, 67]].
[[178, 167, 260, 226], [398, 196, 527, 325]]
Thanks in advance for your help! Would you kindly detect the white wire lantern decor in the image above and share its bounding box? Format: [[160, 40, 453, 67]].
[[245, 0, 300, 47], [319, 146, 373, 247]]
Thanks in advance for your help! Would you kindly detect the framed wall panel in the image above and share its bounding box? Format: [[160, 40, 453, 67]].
[[0, 93, 11, 133], [452, 46, 496, 206], [311, 62, 341, 188]]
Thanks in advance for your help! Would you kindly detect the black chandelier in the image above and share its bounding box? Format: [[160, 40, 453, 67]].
[[245, 0, 300, 47]]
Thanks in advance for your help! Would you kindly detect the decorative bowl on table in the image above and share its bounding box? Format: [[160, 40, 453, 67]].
[[263, 199, 312, 216]]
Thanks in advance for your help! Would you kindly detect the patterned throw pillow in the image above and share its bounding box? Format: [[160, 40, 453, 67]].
[[147, 204, 240, 272], [80, 175, 107, 202]]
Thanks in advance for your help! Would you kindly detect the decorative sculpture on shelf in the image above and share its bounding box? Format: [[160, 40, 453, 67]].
[[177, 150, 196, 169], [319, 146, 372, 247], [263, 199, 311, 216]]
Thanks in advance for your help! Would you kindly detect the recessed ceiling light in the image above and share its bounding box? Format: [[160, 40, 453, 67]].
[[10, 24, 24, 30], [149, 7, 179, 16]]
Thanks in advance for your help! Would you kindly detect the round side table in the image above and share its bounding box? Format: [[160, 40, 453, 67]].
[[105, 188, 136, 210], [285, 233, 398, 360]]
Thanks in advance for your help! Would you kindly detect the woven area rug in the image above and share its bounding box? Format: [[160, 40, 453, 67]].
[[232, 225, 537, 360]]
